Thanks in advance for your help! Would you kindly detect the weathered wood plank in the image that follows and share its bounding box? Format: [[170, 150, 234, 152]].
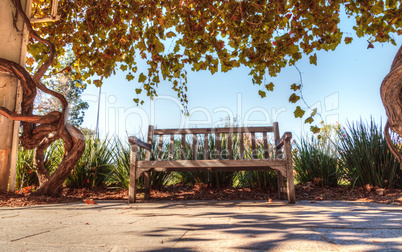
[[263, 132, 269, 159], [273, 122, 282, 158], [204, 134, 209, 160], [158, 134, 163, 161], [153, 126, 274, 135], [181, 134, 186, 160], [128, 136, 152, 150], [128, 144, 138, 203], [169, 134, 174, 160], [193, 134, 198, 160], [215, 133, 221, 160], [228, 133, 233, 160], [144, 125, 154, 200], [137, 159, 287, 169], [277, 170, 284, 200], [239, 132, 244, 159], [251, 132, 257, 159], [284, 136, 296, 204], [276, 132, 292, 149], [145, 125, 154, 161]]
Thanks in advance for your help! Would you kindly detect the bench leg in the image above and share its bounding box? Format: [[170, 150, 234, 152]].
[[286, 168, 296, 204], [129, 145, 138, 203], [129, 172, 137, 203], [277, 170, 284, 200], [144, 171, 151, 200]]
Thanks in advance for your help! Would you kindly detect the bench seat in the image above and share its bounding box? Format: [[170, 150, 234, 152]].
[[128, 122, 295, 204]]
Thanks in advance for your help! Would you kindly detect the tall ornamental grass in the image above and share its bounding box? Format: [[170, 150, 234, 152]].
[[65, 136, 115, 188], [338, 119, 400, 188], [15, 141, 62, 190], [293, 137, 339, 187]]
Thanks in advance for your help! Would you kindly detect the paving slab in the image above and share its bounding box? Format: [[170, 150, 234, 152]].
[[0, 200, 401, 251]]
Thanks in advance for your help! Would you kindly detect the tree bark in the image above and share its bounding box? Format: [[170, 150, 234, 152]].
[[381, 45, 402, 163], [0, 0, 85, 197], [0, 0, 29, 191]]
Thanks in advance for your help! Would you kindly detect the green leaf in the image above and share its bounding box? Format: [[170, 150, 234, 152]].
[[294, 106, 305, 118], [310, 126, 320, 134], [166, 31, 176, 38], [265, 82, 274, 91], [311, 108, 317, 117], [309, 53, 317, 66], [133, 98, 140, 104], [139, 73, 147, 83], [290, 83, 301, 91], [258, 90, 266, 98], [120, 64, 128, 71], [344, 37, 353, 44], [289, 93, 300, 103], [93, 79, 102, 87], [135, 88, 142, 94], [126, 73, 134, 81], [305, 117, 314, 124]]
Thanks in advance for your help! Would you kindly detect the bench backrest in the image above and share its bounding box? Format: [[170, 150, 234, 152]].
[[142, 122, 283, 161]]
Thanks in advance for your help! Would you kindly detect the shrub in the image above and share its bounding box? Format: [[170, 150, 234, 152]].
[[65, 136, 115, 188], [293, 136, 339, 187], [15, 141, 63, 190], [338, 118, 400, 188]]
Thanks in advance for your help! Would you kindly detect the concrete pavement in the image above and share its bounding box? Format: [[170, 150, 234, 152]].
[[0, 200, 401, 251]]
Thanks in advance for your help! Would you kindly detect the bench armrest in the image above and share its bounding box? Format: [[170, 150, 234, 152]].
[[275, 132, 292, 149], [129, 136, 152, 151]]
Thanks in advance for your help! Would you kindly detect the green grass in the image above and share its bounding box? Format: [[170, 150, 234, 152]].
[[15, 119, 402, 192], [293, 136, 339, 187], [338, 118, 401, 188]]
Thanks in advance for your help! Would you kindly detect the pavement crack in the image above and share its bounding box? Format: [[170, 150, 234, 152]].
[[10, 230, 50, 242], [309, 227, 343, 251], [1, 214, 19, 219], [173, 226, 193, 247]]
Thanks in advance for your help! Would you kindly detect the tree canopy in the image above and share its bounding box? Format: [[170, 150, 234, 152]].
[[3, 0, 401, 196], [30, 0, 401, 111]]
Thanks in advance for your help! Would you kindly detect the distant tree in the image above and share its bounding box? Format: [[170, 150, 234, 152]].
[[1, 0, 401, 196], [34, 53, 89, 127]]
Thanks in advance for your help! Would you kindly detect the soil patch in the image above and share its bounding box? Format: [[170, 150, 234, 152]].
[[1, 184, 401, 207]]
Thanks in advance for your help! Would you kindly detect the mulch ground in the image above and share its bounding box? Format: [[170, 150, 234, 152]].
[[1, 184, 401, 207]]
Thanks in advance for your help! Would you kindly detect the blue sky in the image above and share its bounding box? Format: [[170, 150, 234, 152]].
[[80, 16, 400, 141]]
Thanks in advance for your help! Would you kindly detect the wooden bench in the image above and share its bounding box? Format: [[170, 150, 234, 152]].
[[128, 122, 295, 204]]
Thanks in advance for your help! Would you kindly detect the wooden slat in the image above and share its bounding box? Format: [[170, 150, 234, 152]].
[[153, 126, 274, 135], [228, 133, 233, 160], [215, 133, 221, 160], [128, 136, 152, 150], [251, 132, 257, 159], [273, 122, 282, 158], [263, 132, 269, 159], [137, 159, 287, 170], [239, 133, 244, 159], [193, 134, 198, 160], [158, 135, 163, 160], [204, 134, 209, 160], [145, 125, 154, 161], [169, 134, 174, 160], [181, 134, 186, 160]]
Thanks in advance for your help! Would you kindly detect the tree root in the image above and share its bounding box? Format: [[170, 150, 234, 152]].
[[381, 45, 402, 164], [0, 0, 85, 196]]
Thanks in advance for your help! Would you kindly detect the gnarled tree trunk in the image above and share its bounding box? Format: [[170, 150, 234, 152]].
[[0, 0, 85, 197], [381, 45, 402, 164]]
